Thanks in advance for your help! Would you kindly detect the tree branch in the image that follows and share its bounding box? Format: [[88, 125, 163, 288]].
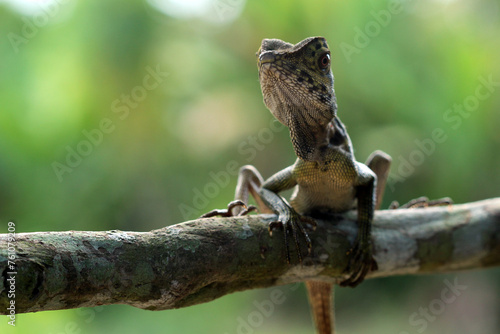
[[1, 198, 499, 314]]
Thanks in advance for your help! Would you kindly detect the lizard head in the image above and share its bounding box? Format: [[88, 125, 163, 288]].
[[256, 37, 337, 161]]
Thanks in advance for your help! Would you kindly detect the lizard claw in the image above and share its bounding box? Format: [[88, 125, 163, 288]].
[[239, 204, 258, 216], [268, 210, 315, 264], [300, 215, 317, 231], [340, 239, 377, 288], [200, 200, 257, 218], [268, 220, 292, 264]]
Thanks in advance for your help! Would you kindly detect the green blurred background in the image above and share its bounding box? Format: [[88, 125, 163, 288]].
[[1, 0, 499, 333]]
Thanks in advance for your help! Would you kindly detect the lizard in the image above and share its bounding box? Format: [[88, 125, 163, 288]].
[[202, 36, 391, 334], [201, 37, 450, 333]]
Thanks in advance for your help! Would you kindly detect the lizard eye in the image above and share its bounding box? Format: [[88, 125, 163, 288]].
[[318, 52, 330, 71]]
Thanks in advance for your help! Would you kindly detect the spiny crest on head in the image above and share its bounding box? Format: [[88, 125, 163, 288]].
[[260, 37, 328, 54], [258, 39, 293, 53]]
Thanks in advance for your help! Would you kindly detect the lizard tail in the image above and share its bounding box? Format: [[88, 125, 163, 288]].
[[305, 280, 334, 334]]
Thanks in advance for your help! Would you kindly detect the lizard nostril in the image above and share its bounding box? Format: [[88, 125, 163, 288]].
[[259, 52, 276, 64]]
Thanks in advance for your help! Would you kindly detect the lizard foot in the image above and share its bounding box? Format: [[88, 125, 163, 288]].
[[200, 200, 257, 218], [339, 239, 377, 288], [390, 196, 453, 209], [268, 212, 316, 264]]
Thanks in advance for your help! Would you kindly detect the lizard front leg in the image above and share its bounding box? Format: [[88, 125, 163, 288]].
[[201, 165, 314, 262], [340, 163, 377, 287], [260, 166, 316, 263]]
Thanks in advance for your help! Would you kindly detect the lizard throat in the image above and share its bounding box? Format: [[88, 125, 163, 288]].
[[288, 111, 334, 162]]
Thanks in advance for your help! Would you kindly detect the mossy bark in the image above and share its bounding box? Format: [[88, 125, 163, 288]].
[[1, 198, 499, 314]]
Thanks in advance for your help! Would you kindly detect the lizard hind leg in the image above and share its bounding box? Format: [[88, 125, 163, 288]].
[[364, 151, 453, 210], [199, 165, 271, 218], [390, 196, 453, 209], [232, 165, 273, 215], [365, 150, 392, 210], [199, 200, 257, 218]]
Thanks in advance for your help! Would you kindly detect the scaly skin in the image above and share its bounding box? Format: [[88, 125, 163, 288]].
[[202, 37, 393, 334], [256, 37, 383, 287]]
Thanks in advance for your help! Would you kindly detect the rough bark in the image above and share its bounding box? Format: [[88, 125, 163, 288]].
[[1, 198, 499, 314]]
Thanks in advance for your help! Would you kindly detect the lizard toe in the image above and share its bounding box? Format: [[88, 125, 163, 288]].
[[340, 241, 376, 287], [200, 200, 255, 218]]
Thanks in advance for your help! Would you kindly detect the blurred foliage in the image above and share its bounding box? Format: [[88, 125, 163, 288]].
[[0, 0, 499, 333]]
